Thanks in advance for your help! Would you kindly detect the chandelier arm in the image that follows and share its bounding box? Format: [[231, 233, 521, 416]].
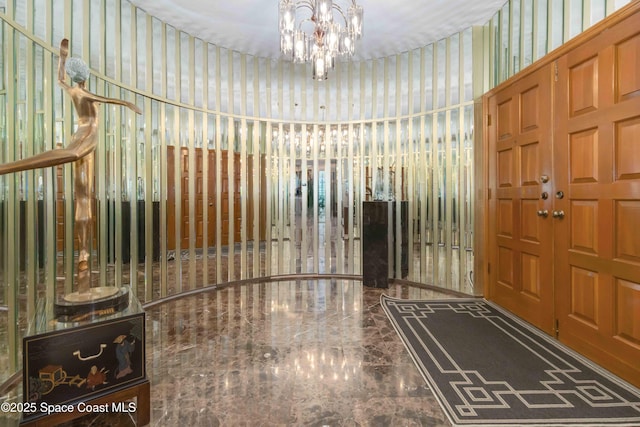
[[294, 1, 314, 13], [330, 4, 348, 26], [297, 17, 315, 31]]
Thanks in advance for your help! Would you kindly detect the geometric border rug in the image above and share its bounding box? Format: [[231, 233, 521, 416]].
[[381, 296, 640, 426]]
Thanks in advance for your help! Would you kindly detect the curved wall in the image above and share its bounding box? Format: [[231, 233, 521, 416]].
[[0, 0, 631, 385]]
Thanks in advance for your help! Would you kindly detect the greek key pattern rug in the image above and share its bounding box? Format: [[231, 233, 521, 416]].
[[381, 296, 640, 426]]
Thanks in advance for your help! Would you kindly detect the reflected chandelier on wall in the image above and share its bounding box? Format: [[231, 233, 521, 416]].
[[279, 0, 363, 80]]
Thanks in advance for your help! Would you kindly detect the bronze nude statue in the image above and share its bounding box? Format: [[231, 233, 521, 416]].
[[0, 39, 142, 302]]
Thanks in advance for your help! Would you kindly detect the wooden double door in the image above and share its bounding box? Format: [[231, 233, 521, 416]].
[[486, 6, 640, 387], [166, 147, 265, 251]]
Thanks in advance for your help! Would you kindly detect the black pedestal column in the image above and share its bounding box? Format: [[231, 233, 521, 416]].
[[362, 201, 408, 288]]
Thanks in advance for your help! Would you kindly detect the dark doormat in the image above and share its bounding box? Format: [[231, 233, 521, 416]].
[[381, 296, 640, 426]]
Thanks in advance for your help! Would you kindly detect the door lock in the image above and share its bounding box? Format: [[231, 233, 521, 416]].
[[552, 210, 565, 219]]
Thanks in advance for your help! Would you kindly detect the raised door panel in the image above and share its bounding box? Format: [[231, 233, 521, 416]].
[[497, 200, 513, 237], [569, 129, 599, 183], [554, 9, 640, 387], [520, 142, 540, 186], [497, 98, 514, 140], [569, 56, 599, 117], [497, 247, 514, 290], [616, 33, 640, 102], [520, 85, 540, 132], [616, 201, 640, 262], [615, 117, 640, 181], [520, 252, 541, 300], [497, 149, 514, 188], [570, 200, 599, 255], [615, 279, 640, 350], [520, 200, 540, 243], [569, 266, 601, 329]]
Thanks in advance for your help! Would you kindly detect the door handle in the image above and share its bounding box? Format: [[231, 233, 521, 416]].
[[552, 210, 565, 219], [536, 210, 549, 217]]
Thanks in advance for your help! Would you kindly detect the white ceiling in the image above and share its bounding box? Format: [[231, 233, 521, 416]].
[[129, 0, 507, 60]]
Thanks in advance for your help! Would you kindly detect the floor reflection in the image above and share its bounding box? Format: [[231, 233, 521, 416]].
[[1, 280, 455, 426], [144, 280, 453, 426]]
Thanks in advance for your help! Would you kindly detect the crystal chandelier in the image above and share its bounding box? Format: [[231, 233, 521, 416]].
[[279, 0, 363, 80]]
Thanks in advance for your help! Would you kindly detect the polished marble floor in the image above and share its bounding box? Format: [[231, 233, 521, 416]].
[[1, 280, 456, 426]]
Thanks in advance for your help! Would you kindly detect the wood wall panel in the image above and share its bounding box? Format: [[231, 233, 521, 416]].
[[570, 266, 599, 328], [616, 34, 640, 102], [615, 116, 640, 180], [554, 7, 640, 387], [485, 1, 640, 388], [569, 57, 599, 116], [570, 200, 598, 254], [569, 128, 598, 183]]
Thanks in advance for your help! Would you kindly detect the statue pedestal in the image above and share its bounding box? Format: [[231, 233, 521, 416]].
[[21, 291, 147, 425], [54, 287, 130, 321]]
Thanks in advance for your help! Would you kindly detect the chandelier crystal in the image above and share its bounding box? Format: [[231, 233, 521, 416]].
[[279, 0, 363, 81]]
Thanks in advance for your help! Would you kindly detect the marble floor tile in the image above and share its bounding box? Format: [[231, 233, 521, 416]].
[[141, 280, 452, 426], [1, 280, 454, 426]]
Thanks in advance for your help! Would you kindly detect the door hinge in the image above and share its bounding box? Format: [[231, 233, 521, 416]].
[[554, 319, 559, 338], [487, 114, 492, 126], [488, 188, 492, 199], [487, 263, 491, 274], [554, 61, 558, 82]]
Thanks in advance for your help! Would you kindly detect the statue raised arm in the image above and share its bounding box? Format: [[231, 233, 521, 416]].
[[0, 38, 142, 298], [0, 38, 141, 174]]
